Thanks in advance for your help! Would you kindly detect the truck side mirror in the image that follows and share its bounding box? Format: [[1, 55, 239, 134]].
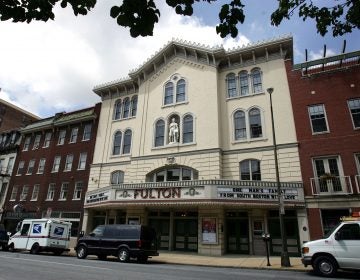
[[334, 231, 341, 241]]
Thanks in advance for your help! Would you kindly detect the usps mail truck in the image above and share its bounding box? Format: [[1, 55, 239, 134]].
[[8, 219, 71, 255]]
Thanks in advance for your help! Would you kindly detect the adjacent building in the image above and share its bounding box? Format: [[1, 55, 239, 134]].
[[2, 104, 101, 246], [0, 99, 39, 221], [83, 35, 308, 256], [286, 50, 360, 239]]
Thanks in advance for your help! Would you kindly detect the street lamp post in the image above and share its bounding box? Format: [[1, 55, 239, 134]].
[[267, 87, 291, 267]]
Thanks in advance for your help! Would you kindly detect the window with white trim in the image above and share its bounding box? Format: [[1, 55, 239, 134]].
[[59, 182, 69, 200], [46, 183, 55, 200], [16, 161, 25, 175], [32, 134, 41, 149], [122, 130, 132, 154], [78, 152, 87, 170], [163, 75, 187, 106], [114, 99, 122, 120], [164, 82, 174, 105], [31, 184, 40, 201], [308, 104, 329, 133], [10, 186, 18, 201], [348, 98, 360, 129], [20, 185, 29, 201], [233, 107, 263, 141], [226, 73, 237, 98], [64, 154, 73, 171], [37, 158, 46, 174], [251, 68, 263, 93], [112, 130, 132, 155], [226, 68, 263, 99], [82, 124, 92, 141], [23, 136, 31, 151], [110, 170, 124, 185], [43, 132, 52, 148], [249, 108, 262, 138], [58, 129, 66, 145], [26, 159, 35, 175], [73, 181, 83, 200], [240, 159, 261, 180], [113, 131, 122, 155], [52, 156, 61, 172], [122, 98, 130, 119], [239, 71, 249, 96], [69, 127, 78, 143], [234, 110, 246, 140]]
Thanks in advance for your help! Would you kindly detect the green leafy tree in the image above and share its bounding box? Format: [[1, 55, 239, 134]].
[[0, 0, 359, 38]]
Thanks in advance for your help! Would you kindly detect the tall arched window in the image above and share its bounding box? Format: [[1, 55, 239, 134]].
[[113, 131, 122, 155], [182, 115, 193, 144], [164, 82, 174, 105], [122, 129, 132, 154], [251, 68, 262, 93], [113, 100, 122, 120], [227, 73, 237, 98], [239, 71, 249, 96], [249, 108, 262, 138], [155, 119, 165, 147], [131, 96, 138, 117], [122, 98, 130, 118], [111, 170, 124, 185], [176, 79, 186, 103], [234, 110, 246, 140], [240, 159, 261, 180]]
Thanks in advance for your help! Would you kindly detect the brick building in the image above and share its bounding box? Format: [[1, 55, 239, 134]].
[[286, 50, 360, 239], [2, 103, 101, 245], [0, 98, 39, 221]]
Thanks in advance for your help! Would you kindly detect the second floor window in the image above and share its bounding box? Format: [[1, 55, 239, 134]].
[[31, 184, 40, 201], [20, 185, 29, 201], [240, 159, 261, 181], [73, 181, 83, 200], [37, 158, 46, 174], [52, 156, 61, 172], [59, 182, 69, 200], [308, 104, 329, 134], [78, 152, 87, 170], [64, 154, 73, 171], [16, 161, 25, 175], [26, 159, 35, 175], [110, 170, 124, 185], [10, 186, 18, 200], [348, 98, 360, 129], [46, 183, 55, 200]]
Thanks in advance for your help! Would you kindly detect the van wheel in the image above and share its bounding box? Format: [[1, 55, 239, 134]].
[[118, 248, 130, 263], [76, 245, 87, 259], [314, 256, 337, 277], [30, 243, 40, 254], [137, 255, 148, 263]]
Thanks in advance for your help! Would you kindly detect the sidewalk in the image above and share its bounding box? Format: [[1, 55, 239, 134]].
[[69, 249, 310, 271]]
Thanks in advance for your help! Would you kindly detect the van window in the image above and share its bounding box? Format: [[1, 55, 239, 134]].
[[337, 224, 360, 240], [91, 225, 105, 237], [21, 224, 31, 236]]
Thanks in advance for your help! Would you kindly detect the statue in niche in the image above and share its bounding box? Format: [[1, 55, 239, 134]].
[[168, 118, 179, 144]]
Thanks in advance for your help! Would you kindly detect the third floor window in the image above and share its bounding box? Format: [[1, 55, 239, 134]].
[[348, 98, 360, 129]]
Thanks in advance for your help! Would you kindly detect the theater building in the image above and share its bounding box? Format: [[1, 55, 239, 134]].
[[286, 49, 360, 239], [83, 35, 309, 256]]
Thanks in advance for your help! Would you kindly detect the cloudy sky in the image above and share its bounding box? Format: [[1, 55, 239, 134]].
[[1, 0, 359, 118]]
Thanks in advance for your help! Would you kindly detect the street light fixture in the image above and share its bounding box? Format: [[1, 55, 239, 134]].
[[267, 87, 291, 267]]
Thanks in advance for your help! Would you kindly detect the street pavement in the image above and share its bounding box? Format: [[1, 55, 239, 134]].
[[69, 249, 309, 271]]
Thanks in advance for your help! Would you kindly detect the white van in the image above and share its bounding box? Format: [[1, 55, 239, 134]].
[[8, 219, 71, 255], [301, 215, 360, 277]]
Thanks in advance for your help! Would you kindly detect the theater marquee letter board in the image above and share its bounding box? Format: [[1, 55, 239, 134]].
[[202, 217, 217, 244]]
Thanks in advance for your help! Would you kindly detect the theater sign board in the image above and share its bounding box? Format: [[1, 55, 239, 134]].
[[84, 180, 303, 206]]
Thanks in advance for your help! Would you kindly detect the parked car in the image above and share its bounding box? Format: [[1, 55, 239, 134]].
[[0, 225, 9, 251], [301, 215, 360, 277], [75, 224, 159, 263]]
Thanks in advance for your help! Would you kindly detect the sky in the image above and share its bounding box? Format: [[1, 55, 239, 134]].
[[0, 0, 359, 118]]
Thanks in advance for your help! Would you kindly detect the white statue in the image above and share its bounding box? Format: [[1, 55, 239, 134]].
[[169, 118, 179, 143]]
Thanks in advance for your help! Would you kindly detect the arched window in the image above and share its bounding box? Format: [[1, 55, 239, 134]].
[[131, 96, 138, 117], [122, 98, 130, 118], [176, 79, 186, 103], [227, 73, 237, 98], [249, 108, 262, 138], [164, 82, 174, 105], [113, 131, 122, 155], [182, 115, 193, 144], [239, 71, 249, 96], [234, 110, 246, 140], [155, 119, 165, 147], [113, 100, 122, 120], [122, 129, 132, 154], [240, 159, 261, 181], [147, 166, 198, 182], [251, 68, 262, 93], [111, 170, 124, 185]]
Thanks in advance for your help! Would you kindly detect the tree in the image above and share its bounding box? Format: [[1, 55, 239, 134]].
[[0, 0, 359, 38]]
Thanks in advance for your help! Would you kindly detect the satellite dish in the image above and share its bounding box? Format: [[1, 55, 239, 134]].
[[13, 204, 24, 213]]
